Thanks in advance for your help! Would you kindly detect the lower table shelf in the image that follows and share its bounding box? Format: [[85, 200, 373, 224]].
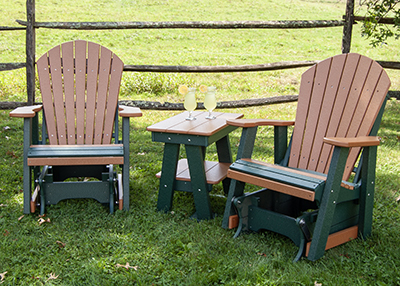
[[156, 159, 231, 185]]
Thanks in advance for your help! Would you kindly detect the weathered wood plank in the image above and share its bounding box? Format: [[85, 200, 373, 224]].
[[124, 61, 317, 73], [16, 20, 345, 30], [120, 95, 299, 110], [0, 63, 26, 71]]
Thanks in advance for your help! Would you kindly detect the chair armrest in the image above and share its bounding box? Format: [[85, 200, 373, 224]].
[[323, 136, 380, 148], [226, 119, 295, 128], [118, 105, 142, 118], [9, 105, 43, 118]]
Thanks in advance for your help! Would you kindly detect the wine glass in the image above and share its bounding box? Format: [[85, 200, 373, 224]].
[[183, 87, 197, 120], [204, 86, 217, 119]]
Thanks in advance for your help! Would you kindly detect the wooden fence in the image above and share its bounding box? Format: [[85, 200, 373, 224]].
[[1, 0, 399, 108]]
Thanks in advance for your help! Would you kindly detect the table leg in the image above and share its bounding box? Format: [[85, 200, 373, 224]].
[[216, 135, 233, 195], [157, 143, 180, 212], [185, 144, 213, 220]]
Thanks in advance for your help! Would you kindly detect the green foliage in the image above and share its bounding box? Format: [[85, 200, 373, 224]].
[[120, 73, 195, 98], [360, 0, 400, 46]]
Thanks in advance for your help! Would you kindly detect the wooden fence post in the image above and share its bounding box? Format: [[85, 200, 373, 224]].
[[342, 0, 354, 53], [26, 0, 36, 105]]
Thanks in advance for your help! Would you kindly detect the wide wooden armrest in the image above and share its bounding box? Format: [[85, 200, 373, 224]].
[[323, 136, 380, 148], [9, 105, 43, 118], [118, 105, 142, 118], [226, 119, 295, 128]]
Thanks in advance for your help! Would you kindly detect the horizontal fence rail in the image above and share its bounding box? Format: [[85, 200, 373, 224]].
[[2, 60, 399, 73], [123, 61, 318, 73], [16, 20, 345, 30], [0, 26, 26, 31], [0, 63, 26, 71]]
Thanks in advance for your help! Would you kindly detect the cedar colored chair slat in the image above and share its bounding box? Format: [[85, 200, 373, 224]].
[[37, 54, 58, 145], [94, 46, 111, 144], [61, 42, 76, 145], [10, 40, 142, 215], [75, 40, 87, 145], [103, 53, 124, 144], [222, 53, 391, 261], [85, 42, 100, 145], [49, 45, 67, 145]]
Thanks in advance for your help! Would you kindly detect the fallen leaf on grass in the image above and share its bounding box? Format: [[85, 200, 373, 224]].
[[6, 151, 18, 158], [257, 252, 267, 257], [56, 240, 66, 248], [314, 282, 322, 286], [46, 273, 59, 281], [340, 253, 350, 259], [18, 215, 24, 221], [38, 218, 51, 225], [3, 230, 10, 236], [0, 271, 7, 282], [116, 262, 138, 270], [0, 204, 7, 207]]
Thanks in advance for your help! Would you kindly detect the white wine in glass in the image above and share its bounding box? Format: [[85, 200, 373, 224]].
[[204, 86, 216, 119], [184, 87, 197, 120]]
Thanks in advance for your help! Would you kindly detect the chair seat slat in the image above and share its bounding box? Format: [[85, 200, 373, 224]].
[[230, 159, 326, 192], [28, 144, 124, 157]]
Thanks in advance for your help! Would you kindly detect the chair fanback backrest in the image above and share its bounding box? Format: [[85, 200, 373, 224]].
[[37, 40, 124, 145], [288, 53, 391, 181]]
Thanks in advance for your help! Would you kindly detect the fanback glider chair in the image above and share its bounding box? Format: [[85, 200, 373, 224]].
[[221, 53, 390, 261], [10, 40, 142, 215]]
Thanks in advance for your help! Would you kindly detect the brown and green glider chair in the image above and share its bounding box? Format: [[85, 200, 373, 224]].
[[10, 40, 142, 215], [222, 53, 391, 261]]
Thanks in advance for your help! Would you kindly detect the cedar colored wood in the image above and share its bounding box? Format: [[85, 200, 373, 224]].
[[223, 53, 391, 261], [156, 159, 231, 185], [146, 111, 244, 136], [37, 40, 124, 146]]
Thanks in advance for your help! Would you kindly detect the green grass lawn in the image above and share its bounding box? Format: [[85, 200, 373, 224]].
[[0, 0, 400, 285]]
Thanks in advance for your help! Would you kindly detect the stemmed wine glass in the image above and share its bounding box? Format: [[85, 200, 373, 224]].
[[180, 85, 197, 121], [202, 86, 217, 119]]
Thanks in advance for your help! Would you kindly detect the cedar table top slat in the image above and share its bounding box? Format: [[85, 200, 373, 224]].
[[147, 111, 243, 136]]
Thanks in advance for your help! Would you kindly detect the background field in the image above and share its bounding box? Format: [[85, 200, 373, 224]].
[[0, 0, 399, 285]]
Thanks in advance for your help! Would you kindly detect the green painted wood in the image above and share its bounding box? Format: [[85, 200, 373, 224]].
[[122, 117, 130, 211], [43, 181, 111, 204], [235, 126, 258, 160], [221, 179, 246, 229], [215, 136, 233, 194], [307, 146, 350, 261], [157, 143, 180, 212], [215, 136, 232, 163], [185, 144, 213, 220], [230, 160, 326, 192], [248, 206, 303, 247], [358, 145, 377, 237], [23, 118, 33, 214], [28, 145, 124, 158], [274, 126, 289, 164]]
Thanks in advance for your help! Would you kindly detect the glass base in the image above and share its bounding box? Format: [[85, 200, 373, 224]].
[[205, 115, 216, 119], [186, 116, 196, 121]]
